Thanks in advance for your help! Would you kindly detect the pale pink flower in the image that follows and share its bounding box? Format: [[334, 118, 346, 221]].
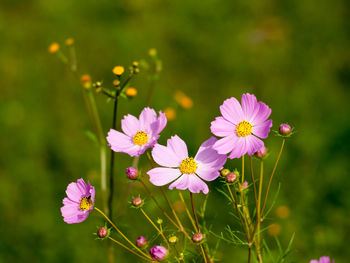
[[147, 136, 227, 194]]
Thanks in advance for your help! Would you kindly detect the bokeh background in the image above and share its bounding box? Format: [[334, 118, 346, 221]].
[[1, 0, 349, 262]]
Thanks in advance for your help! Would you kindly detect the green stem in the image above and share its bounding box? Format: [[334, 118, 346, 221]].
[[261, 139, 285, 215]]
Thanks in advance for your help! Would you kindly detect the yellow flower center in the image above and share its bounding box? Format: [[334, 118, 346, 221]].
[[236, 121, 253, 137], [133, 131, 148, 146], [80, 196, 92, 211], [179, 157, 197, 174]]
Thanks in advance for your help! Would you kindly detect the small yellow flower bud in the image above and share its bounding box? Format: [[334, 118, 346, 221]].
[[112, 66, 125, 76], [148, 48, 157, 57], [175, 91, 193, 109], [267, 223, 281, 236], [133, 61, 139, 67], [164, 107, 176, 121], [276, 205, 290, 219], [48, 42, 60, 54], [125, 87, 137, 97], [113, 79, 120, 87], [156, 218, 163, 225], [80, 74, 92, 88], [168, 236, 177, 244], [65, 38, 74, 46]]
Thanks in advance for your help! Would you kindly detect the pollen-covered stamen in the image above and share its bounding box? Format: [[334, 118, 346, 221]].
[[179, 157, 197, 174], [236, 121, 253, 137], [79, 196, 92, 211], [133, 131, 148, 146]]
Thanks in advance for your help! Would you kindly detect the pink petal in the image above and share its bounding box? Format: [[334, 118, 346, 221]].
[[196, 164, 221, 181], [64, 211, 89, 224], [148, 167, 181, 186], [195, 137, 227, 167], [61, 199, 79, 218], [139, 107, 157, 132], [169, 174, 209, 194], [210, 117, 235, 137], [213, 135, 237, 155], [241, 93, 259, 121], [167, 135, 188, 161], [228, 137, 248, 159], [219, 97, 244, 125], [66, 182, 83, 202], [106, 129, 141, 156], [250, 102, 271, 125], [152, 144, 182, 167], [252, 120, 272, 139], [150, 111, 167, 135], [121, 114, 140, 137], [245, 135, 264, 156]]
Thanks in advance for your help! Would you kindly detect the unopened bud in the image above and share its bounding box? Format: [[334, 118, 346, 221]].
[[226, 172, 237, 183], [254, 146, 267, 159], [192, 232, 204, 243], [97, 226, 109, 238], [136, 236, 147, 247], [157, 218, 163, 225], [240, 181, 249, 191], [126, 167, 139, 180], [279, 124, 292, 136], [220, 168, 230, 176], [150, 245, 168, 261], [132, 197, 143, 207], [112, 66, 125, 76], [168, 236, 177, 244]]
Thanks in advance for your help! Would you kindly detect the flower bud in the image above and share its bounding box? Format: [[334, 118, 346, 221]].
[[132, 197, 143, 207], [112, 66, 125, 76], [226, 172, 237, 183], [168, 236, 177, 244], [97, 226, 108, 238], [126, 167, 139, 180], [48, 42, 60, 54], [125, 87, 138, 97], [150, 245, 168, 261], [240, 181, 249, 191], [254, 146, 267, 159], [192, 232, 204, 243], [220, 168, 230, 176], [279, 124, 292, 136], [157, 218, 163, 225], [136, 236, 147, 247]]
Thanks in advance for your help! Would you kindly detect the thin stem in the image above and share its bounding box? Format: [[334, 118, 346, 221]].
[[242, 155, 245, 183], [248, 247, 252, 263], [139, 179, 179, 228], [160, 187, 187, 234], [108, 236, 149, 261], [227, 184, 250, 241], [115, 156, 140, 220], [261, 139, 285, 215], [190, 192, 200, 231], [250, 156, 258, 212], [94, 207, 152, 260], [140, 208, 169, 248], [178, 191, 197, 232], [108, 96, 119, 220], [190, 192, 208, 263]]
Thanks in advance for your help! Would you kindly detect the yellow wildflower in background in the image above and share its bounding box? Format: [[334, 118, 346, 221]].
[[276, 205, 290, 219], [175, 91, 193, 109], [148, 48, 157, 57], [48, 42, 60, 54], [125, 87, 137, 97], [112, 66, 125, 76], [80, 74, 92, 88], [65, 38, 74, 46], [267, 223, 281, 236], [164, 107, 176, 121]]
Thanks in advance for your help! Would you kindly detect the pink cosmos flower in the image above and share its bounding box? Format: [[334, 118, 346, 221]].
[[60, 178, 95, 224], [211, 93, 272, 159], [107, 107, 167, 157], [310, 256, 334, 263], [147, 136, 227, 194]]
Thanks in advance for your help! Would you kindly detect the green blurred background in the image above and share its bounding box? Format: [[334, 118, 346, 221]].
[[1, 0, 349, 262]]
